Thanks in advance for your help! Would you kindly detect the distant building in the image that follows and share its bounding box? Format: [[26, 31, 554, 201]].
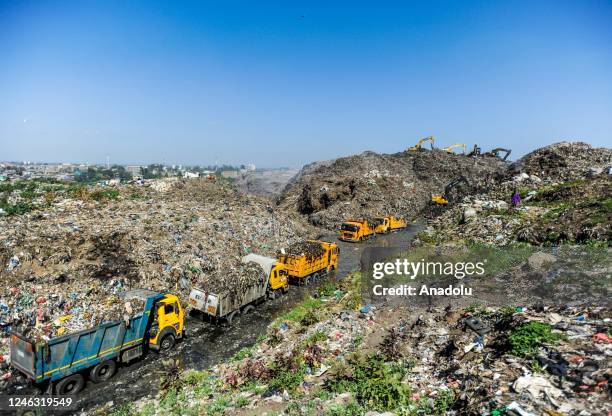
[[221, 170, 239, 179], [184, 171, 199, 179], [126, 165, 142, 177]]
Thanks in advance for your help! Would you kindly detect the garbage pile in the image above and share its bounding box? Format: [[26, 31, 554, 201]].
[[384, 304, 612, 415], [364, 216, 384, 227], [510, 141, 612, 182], [217, 303, 611, 415], [0, 178, 316, 379], [191, 257, 266, 296], [280, 240, 325, 261], [278, 149, 507, 229], [13, 294, 146, 340], [419, 143, 612, 246]]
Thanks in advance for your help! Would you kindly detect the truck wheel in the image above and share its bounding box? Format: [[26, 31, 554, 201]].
[[304, 276, 313, 285], [242, 305, 255, 314], [56, 374, 85, 395], [160, 334, 176, 351], [90, 360, 117, 383], [226, 310, 240, 324], [268, 290, 277, 300]]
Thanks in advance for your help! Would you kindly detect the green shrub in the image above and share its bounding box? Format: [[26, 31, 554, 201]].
[[509, 322, 561, 357], [268, 363, 306, 392], [326, 353, 410, 412]]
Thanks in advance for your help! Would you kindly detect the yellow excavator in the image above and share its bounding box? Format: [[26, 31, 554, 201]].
[[441, 143, 466, 154], [409, 136, 435, 151], [431, 176, 470, 205]]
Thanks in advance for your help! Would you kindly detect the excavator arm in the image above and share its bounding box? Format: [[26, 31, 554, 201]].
[[441, 143, 466, 154], [489, 148, 511, 161], [408, 136, 435, 151]]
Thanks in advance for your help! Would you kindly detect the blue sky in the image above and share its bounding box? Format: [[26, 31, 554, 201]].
[[1, 0, 611, 167]]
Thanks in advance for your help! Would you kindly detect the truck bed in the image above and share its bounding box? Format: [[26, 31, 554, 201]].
[[281, 255, 328, 278], [10, 311, 151, 383], [190, 281, 267, 318], [10, 290, 161, 383]]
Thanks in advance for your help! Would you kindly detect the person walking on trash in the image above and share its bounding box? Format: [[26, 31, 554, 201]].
[[511, 188, 521, 208]]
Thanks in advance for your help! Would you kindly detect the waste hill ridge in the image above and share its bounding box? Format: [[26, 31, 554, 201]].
[[511, 141, 612, 182], [277, 148, 508, 229], [418, 141, 612, 246]]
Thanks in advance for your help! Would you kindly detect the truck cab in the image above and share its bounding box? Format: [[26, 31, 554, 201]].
[[339, 221, 362, 241], [388, 216, 407, 230], [149, 293, 185, 351], [269, 262, 289, 291], [323, 241, 339, 272], [339, 220, 371, 242]]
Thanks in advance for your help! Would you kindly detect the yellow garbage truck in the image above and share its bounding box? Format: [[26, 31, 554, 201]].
[[339, 219, 376, 242], [9, 289, 184, 395], [278, 240, 339, 284], [373, 216, 408, 233]]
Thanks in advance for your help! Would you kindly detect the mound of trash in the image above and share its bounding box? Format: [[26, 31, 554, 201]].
[[278, 149, 507, 229], [192, 257, 266, 296], [281, 240, 326, 260], [0, 178, 316, 361], [16, 294, 146, 341], [419, 142, 612, 247], [511, 141, 611, 182]]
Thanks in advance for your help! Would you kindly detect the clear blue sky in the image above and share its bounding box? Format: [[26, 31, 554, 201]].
[[1, 1, 611, 167]]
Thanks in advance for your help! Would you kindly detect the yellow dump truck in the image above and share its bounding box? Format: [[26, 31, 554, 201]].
[[278, 240, 339, 284], [374, 216, 408, 233], [189, 254, 288, 324], [339, 219, 376, 242]]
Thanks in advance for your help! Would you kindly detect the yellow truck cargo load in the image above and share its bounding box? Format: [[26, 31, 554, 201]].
[[189, 254, 288, 323], [278, 240, 339, 283]]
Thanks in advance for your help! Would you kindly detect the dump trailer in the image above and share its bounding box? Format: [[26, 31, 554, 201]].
[[339, 219, 375, 242], [9, 289, 184, 395], [189, 254, 288, 324], [277, 240, 339, 283], [373, 216, 407, 233]]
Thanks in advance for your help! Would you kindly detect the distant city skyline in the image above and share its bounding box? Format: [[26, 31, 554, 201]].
[[2, 1, 611, 168]]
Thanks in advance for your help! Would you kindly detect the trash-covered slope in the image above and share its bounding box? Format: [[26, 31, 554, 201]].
[[510, 141, 612, 182], [234, 168, 299, 198], [0, 178, 316, 358], [277, 149, 508, 229], [418, 142, 612, 246]]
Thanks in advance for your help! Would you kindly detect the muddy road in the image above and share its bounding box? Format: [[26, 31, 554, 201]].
[[70, 222, 425, 413]]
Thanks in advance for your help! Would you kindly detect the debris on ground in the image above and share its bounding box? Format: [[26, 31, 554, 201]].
[[115, 272, 611, 416]]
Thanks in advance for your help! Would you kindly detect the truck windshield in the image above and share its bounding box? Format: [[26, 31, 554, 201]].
[[341, 224, 358, 232]]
